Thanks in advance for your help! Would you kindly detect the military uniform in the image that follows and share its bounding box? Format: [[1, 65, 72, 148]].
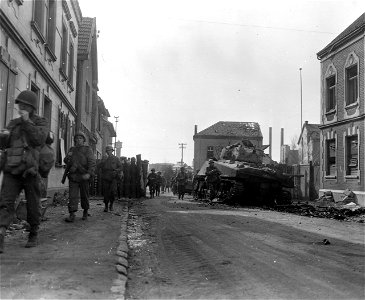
[[64, 133, 96, 221], [176, 169, 188, 199], [0, 90, 49, 251], [98, 147, 123, 211]]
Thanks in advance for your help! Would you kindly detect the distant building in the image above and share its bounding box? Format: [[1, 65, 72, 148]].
[[317, 13, 365, 205], [297, 121, 320, 165], [193, 121, 263, 171], [280, 145, 299, 166]]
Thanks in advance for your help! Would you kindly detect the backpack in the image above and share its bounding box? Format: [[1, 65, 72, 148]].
[[38, 132, 55, 178]]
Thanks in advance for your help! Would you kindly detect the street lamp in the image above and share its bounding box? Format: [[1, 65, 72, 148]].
[[114, 116, 119, 151]]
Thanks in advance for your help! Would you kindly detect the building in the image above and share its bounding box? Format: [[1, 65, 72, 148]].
[[317, 13, 365, 205], [76, 16, 100, 156], [193, 121, 263, 171], [298, 121, 320, 165], [0, 0, 82, 194]]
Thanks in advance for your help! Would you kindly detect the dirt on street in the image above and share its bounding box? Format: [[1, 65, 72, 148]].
[[126, 193, 365, 300], [0, 198, 127, 299]]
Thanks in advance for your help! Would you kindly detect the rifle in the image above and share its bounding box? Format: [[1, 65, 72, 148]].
[[61, 164, 71, 184]]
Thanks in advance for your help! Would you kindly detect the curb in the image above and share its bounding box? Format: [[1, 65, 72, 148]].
[[111, 200, 129, 299]]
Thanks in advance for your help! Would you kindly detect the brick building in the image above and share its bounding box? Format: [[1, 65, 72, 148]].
[[298, 121, 320, 165], [317, 13, 365, 205], [193, 121, 263, 171]]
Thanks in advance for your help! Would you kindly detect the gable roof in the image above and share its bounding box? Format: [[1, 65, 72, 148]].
[[317, 13, 365, 59], [78, 17, 95, 60], [298, 121, 320, 144], [194, 121, 262, 139]]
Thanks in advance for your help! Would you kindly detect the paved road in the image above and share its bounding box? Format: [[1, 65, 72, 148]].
[[126, 194, 365, 299]]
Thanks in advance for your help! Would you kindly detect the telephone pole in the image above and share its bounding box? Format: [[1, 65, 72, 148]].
[[299, 67, 303, 131], [178, 143, 186, 166]]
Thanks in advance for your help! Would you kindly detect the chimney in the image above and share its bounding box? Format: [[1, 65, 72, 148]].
[[269, 127, 272, 158], [194, 125, 198, 135], [281, 128, 284, 146]]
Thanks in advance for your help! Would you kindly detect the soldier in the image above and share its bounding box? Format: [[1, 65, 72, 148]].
[[176, 167, 188, 200], [63, 131, 96, 222], [98, 146, 123, 212], [0, 90, 49, 252], [146, 168, 157, 198], [205, 159, 221, 200], [155, 171, 162, 196]]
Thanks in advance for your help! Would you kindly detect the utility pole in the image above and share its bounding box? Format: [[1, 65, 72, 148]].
[[299, 67, 303, 131], [114, 116, 119, 151], [178, 143, 186, 166]]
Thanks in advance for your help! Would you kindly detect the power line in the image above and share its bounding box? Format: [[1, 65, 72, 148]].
[[173, 17, 335, 35]]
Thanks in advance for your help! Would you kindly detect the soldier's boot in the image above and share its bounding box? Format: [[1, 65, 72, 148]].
[[104, 204, 108, 212], [82, 210, 88, 220], [109, 202, 114, 211], [0, 227, 6, 254], [25, 227, 38, 248], [65, 212, 76, 222]]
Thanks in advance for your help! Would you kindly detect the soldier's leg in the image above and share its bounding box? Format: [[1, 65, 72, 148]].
[[0, 174, 23, 253], [24, 174, 42, 247], [103, 180, 110, 212], [65, 181, 79, 222], [109, 180, 117, 211], [79, 179, 90, 212]]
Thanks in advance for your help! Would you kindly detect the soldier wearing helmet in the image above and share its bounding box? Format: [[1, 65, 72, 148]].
[[146, 168, 157, 198], [63, 131, 96, 222], [0, 90, 49, 252], [176, 166, 188, 200], [97, 145, 123, 212]]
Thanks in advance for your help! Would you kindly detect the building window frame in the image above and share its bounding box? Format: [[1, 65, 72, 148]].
[[344, 52, 359, 108], [325, 137, 336, 179], [67, 38, 74, 91], [207, 146, 214, 159], [45, 0, 57, 61], [344, 129, 360, 180], [324, 64, 337, 114], [59, 19, 68, 81], [85, 81, 90, 114], [31, 0, 46, 44]]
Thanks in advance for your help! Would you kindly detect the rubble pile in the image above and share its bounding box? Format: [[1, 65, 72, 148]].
[[52, 190, 69, 206]]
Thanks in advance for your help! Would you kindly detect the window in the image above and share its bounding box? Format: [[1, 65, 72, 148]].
[[46, 0, 57, 57], [31, 83, 40, 114], [68, 40, 74, 86], [346, 135, 358, 176], [85, 82, 90, 113], [0, 60, 16, 128], [326, 139, 336, 176], [33, 0, 46, 40], [207, 146, 214, 159], [60, 21, 68, 78], [326, 76, 336, 111], [43, 96, 52, 129], [346, 65, 358, 105]]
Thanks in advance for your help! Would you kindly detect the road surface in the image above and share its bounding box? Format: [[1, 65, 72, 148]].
[[126, 194, 365, 299]]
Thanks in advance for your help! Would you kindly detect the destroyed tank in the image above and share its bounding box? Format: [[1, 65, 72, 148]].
[[196, 140, 294, 206]]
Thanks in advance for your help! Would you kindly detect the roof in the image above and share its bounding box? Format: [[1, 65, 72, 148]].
[[78, 17, 95, 60], [317, 13, 365, 59], [194, 121, 262, 139], [298, 121, 320, 144]]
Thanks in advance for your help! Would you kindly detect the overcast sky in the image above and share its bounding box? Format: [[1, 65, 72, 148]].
[[78, 0, 365, 165]]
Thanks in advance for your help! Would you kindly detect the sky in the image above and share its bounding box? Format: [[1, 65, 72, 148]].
[[78, 0, 365, 165]]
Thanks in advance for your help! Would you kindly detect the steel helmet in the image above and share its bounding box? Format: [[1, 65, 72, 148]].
[[74, 131, 86, 142], [105, 145, 114, 152], [15, 90, 38, 110]]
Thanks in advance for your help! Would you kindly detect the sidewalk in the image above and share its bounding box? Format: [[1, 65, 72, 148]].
[[0, 197, 129, 299]]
